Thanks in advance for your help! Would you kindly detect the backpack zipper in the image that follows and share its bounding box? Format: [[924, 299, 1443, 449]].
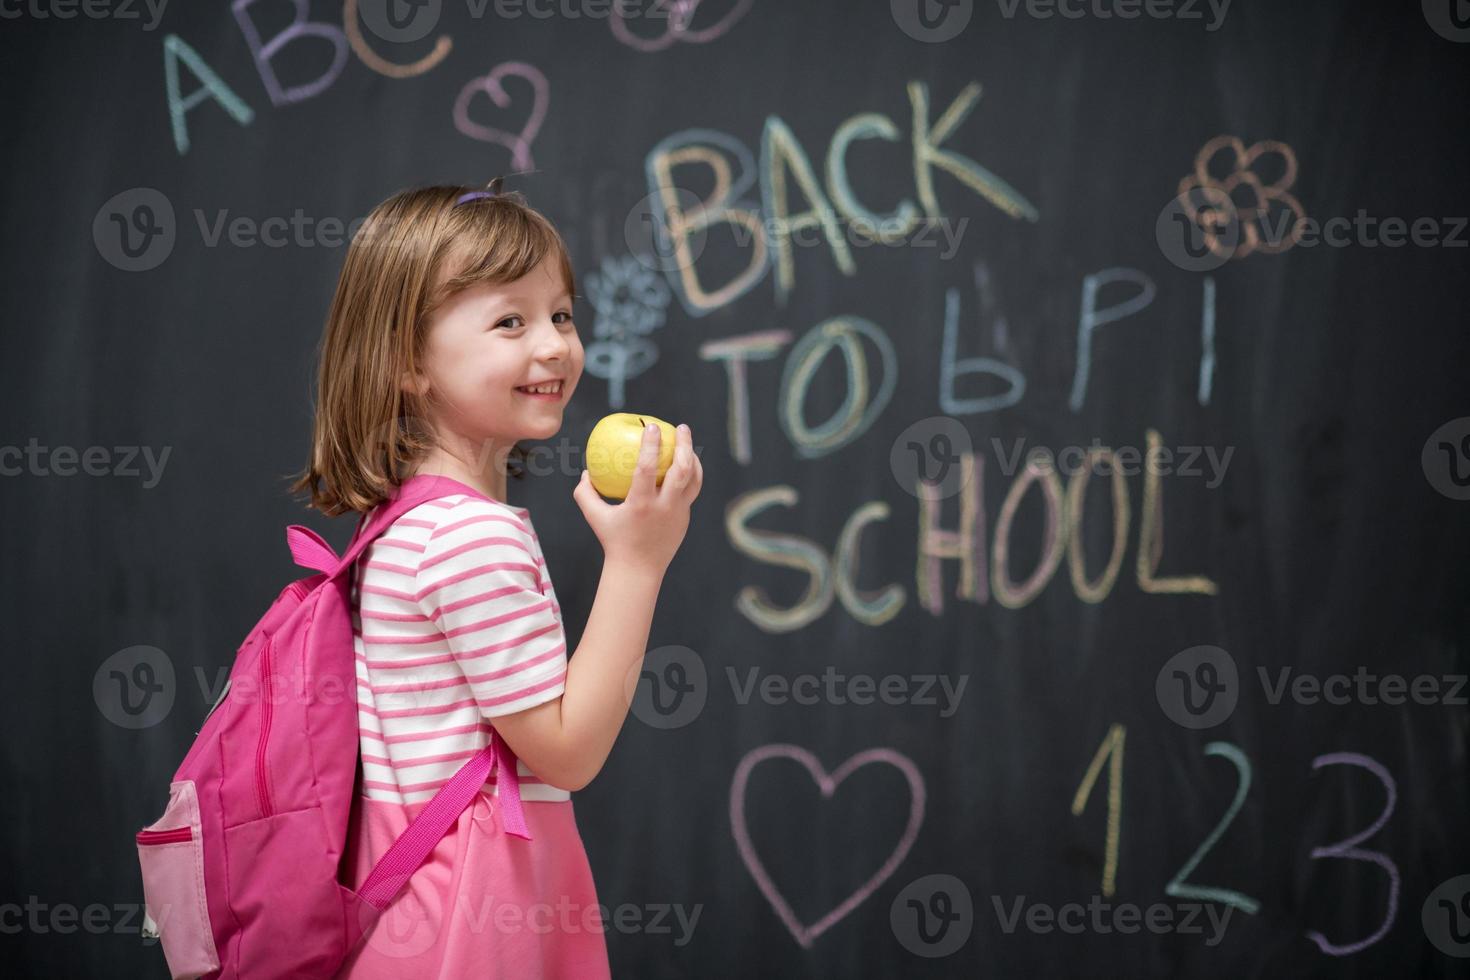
[[252, 584, 314, 819], [255, 637, 275, 818], [136, 827, 193, 845]]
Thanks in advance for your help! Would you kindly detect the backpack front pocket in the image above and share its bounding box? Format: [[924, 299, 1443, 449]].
[[136, 779, 220, 980]]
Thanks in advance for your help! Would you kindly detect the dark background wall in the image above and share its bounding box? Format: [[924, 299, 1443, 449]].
[[4, 1, 1470, 977]]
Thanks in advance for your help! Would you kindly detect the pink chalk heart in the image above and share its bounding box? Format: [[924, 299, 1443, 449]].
[[452, 61, 549, 173], [730, 744, 926, 948]]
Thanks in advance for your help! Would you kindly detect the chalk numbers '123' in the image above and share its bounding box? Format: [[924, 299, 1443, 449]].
[[1070, 728, 1399, 955]]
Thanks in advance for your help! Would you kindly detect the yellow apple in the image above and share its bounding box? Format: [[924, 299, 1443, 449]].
[[586, 413, 677, 499]]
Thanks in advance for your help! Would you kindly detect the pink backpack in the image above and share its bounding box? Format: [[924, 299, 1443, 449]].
[[134, 476, 533, 979]]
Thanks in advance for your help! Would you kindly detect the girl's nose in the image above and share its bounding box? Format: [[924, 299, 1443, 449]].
[[537, 320, 572, 360]]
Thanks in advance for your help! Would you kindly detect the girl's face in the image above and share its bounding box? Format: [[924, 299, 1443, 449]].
[[408, 252, 583, 463]]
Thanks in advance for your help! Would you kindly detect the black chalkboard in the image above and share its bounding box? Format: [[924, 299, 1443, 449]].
[[6, 1, 1470, 977]]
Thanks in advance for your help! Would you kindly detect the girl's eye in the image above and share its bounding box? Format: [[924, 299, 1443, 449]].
[[492, 312, 574, 330]]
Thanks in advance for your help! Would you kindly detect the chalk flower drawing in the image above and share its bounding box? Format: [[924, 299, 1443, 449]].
[[582, 254, 673, 408], [1174, 135, 1307, 260]]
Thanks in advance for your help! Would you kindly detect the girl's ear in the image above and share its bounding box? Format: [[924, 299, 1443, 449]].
[[399, 370, 429, 396]]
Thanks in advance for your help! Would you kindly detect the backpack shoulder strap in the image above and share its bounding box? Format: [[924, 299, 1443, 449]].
[[286, 476, 487, 581], [356, 730, 530, 910]]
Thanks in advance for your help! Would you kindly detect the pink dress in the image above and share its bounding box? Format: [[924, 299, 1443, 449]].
[[333, 475, 611, 980]]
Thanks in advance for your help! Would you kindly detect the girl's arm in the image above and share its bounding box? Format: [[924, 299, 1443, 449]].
[[490, 558, 663, 791], [492, 422, 702, 791]]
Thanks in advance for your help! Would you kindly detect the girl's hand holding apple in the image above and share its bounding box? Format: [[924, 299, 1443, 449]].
[[573, 419, 702, 577], [583, 413, 677, 499]]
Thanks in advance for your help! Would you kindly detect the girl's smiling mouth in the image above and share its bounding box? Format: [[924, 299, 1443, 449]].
[[515, 380, 565, 399]]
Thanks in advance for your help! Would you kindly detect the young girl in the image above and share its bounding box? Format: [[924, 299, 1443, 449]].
[[289, 178, 703, 979]]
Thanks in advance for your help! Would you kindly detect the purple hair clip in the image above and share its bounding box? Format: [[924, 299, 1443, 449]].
[[454, 176, 505, 206]]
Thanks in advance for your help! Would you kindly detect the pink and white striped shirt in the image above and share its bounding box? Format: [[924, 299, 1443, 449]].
[[350, 490, 570, 805]]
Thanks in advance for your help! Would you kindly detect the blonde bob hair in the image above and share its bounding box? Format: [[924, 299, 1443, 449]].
[[288, 179, 576, 517]]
